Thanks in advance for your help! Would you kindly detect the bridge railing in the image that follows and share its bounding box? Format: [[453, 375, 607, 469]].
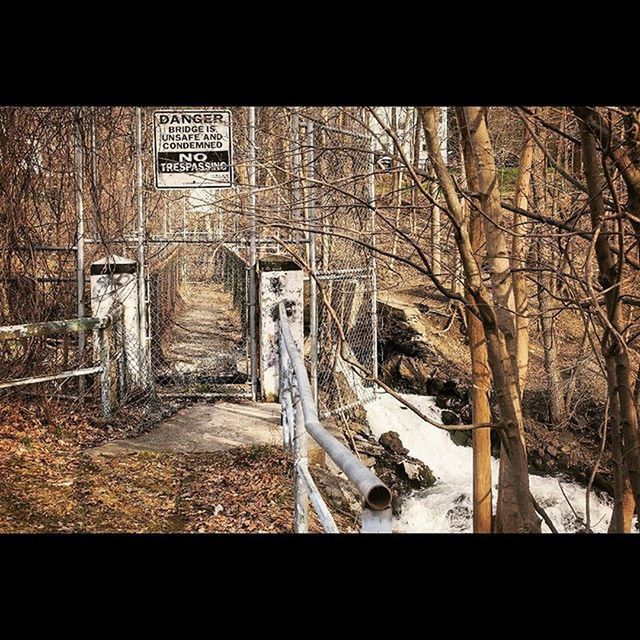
[[0, 306, 127, 417], [278, 301, 392, 533]]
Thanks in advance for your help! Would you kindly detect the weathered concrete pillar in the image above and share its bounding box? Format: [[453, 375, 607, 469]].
[[258, 257, 304, 402], [90, 255, 147, 388]]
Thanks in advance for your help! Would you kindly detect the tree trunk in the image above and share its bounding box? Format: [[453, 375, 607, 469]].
[[577, 113, 640, 519], [420, 106, 540, 532], [462, 107, 539, 533], [537, 240, 567, 426], [429, 166, 441, 277], [456, 107, 492, 532], [512, 123, 534, 390]]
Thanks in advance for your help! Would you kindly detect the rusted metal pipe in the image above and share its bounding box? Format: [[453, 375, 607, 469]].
[[0, 366, 103, 390], [0, 317, 101, 341], [278, 301, 391, 511]]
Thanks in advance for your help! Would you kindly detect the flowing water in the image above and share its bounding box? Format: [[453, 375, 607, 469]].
[[363, 390, 637, 533]]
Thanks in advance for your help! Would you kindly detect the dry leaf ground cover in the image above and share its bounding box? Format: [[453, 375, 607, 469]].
[[0, 397, 349, 533]]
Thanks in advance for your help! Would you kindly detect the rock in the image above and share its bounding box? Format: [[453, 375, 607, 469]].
[[459, 404, 472, 424], [442, 379, 461, 397], [427, 377, 444, 395], [372, 434, 436, 515], [547, 445, 560, 457], [360, 455, 377, 468], [350, 419, 372, 437], [353, 434, 385, 457], [450, 428, 472, 448], [446, 493, 472, 532], [402, 460, 431, 484], [440, 409, 459, 425], [310, 464, 361, 521], [435, 395, 449, 409], [379, 431, 409, 456], [398, 458, 435, 489]]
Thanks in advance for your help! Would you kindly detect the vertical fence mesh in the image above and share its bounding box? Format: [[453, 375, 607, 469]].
[[309, 120, 377, 417]]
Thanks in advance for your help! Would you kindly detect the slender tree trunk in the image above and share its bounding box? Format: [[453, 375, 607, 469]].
[[512, 123, 534, 390], [462, 107, 539, 533], [456, 107, 493, 532], [390, 168, 402, 270], [578, 115, 640, 518], [421, 106, 540, 532], [430, 166, 441, 277], [537, 240, 567, 426]]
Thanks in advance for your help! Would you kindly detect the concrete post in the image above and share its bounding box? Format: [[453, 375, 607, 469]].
[[258, 256, 304, 402], [90, 255, 146, 388]]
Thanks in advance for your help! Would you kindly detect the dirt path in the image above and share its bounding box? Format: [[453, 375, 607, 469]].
[[0, 398, 301, 532], [159, 282, 246, 381]]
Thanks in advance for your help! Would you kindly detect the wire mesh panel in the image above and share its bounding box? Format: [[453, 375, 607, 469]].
[[147, 239, 249, 393], [311, 121, 377, 417]]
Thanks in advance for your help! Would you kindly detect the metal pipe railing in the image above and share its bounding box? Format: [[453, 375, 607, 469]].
[[0, 307, 125, 418], [278, 301, 391, 513]]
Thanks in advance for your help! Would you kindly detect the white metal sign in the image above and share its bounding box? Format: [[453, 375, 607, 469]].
[[153, 110, 233, 189]]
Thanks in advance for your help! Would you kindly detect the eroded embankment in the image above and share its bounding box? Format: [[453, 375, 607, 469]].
[[376, 290, 615, 501]]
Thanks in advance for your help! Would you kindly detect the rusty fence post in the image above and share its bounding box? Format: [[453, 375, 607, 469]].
[[292, 377, 309, 533], [115, 312, 126, 400], [97, 323, 112, 417]]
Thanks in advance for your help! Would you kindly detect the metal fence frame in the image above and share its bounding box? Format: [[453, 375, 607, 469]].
[[0, 306, 127, 417]]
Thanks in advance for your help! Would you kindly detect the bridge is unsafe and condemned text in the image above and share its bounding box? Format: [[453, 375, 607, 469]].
[[153, 110, 233, 189]]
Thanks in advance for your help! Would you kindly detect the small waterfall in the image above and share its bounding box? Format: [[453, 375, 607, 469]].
[[343, 376, 635, 533]]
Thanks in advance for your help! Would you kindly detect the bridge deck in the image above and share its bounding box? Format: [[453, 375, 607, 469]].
[[89, 401, 281, 456], [156, 281, 247, 385]]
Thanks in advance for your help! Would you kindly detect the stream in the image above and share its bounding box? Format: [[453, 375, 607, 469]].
[[364, 390, 637, 533]]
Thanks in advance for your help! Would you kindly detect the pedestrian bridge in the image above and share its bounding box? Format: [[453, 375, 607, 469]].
[[0, 244, 392, 533]]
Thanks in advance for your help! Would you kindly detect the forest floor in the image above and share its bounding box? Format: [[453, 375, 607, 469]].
[[0, 397, 351, 533]]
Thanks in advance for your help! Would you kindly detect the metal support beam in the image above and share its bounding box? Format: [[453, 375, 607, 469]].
[[297, 460, 339, 533], [369, 133, 379, 381], [292, 110, 303, 237], [74, 109, 86, 399], [293, 381, 309, 533], [248, 106, 258, 401], [0, 366, 103, 391], [97, 325, 112, 417], [305, 120, 318, 402], [278, 301, 391, 512], [0, 317, 101, 341], [135, 107, 150, 383]]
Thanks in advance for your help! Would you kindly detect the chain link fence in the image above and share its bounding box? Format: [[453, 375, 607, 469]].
[[147, 239, 249, 395], [308, 120, 377, 418], [0, 106, 379, 417]]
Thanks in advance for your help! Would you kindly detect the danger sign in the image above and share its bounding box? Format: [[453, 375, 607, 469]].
[[153, 110, 233, 189]]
